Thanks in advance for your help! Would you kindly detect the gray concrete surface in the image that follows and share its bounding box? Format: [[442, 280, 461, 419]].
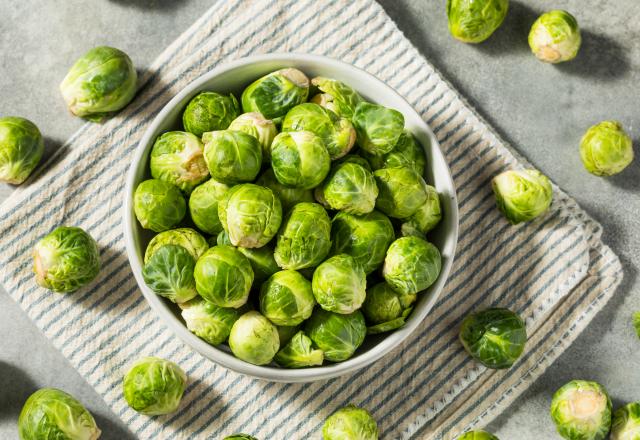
[[0, 0, 637, 438]]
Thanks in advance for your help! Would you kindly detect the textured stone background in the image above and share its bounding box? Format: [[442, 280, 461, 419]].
[[0, 1, 637, 438]]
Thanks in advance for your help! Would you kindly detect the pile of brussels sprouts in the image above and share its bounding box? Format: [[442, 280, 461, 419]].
[[132, 67, 445, 368]]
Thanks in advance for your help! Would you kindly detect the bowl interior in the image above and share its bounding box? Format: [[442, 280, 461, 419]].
[[124, 54, 458, 382]]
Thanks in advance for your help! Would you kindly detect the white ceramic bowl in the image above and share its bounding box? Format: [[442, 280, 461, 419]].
[[124, 53, 458, 382]]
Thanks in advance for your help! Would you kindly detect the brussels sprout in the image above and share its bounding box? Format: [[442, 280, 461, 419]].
[[123, 357, 186, 415], [529, 10, 581, 64], [322, 404, 378, 440], [457, 431, 499, 440], [223, 435, 259, 440], [228, 311, 280, 365], [19, 388, 100, 440], [580, 121, 634, 177], [274, 330, 324, 368], [255, 169, 314, 211], [181, 297, 240, 345], [318, 162, 378, 215], [60, 46, 137, 121], [363, 131, 426, 175], [142, 244, 197, 303], [401, 185, 442, 236], [216, 230, 279, 283], [611, 402, 640, 440], [133, 179, 186, 232], [383, 236, 441, 295], [276, 324, 300, 346], [149, 131, 208, 194], [373, 167, 429, 219], [634, 312, 640, 339], [312, 254, 366, 314], [492, 169, 553, 224], [336, 154, 372, 170], [274, 202, 331, 270], [459, 308, 527, 369], [310, 77, 364, 120], [241, 68, 309, 121], [446, 0, 509, 44], [331, 210, 395, 274], [282, 103, 356, 159], [0, 117, 44, 184], [228, 112, 277, 161], [202, 130, 262, 184], [194, 245, 253, 308], [182, 91, 240, 136], [144, 227, 208, 264], [305, 309, 366, 362], [270, 131, 330, 189], [33, 226, 100, 293], [353, 102, 405, 156], [362, 282, 416, 334], [259, 270, 315, 326], [217, 183, 282, 248], [188, 178, 230, 235], [550, 380, 612, 440]]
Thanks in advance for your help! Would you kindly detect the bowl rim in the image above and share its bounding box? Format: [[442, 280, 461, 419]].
[[123, 52, 459, 382]]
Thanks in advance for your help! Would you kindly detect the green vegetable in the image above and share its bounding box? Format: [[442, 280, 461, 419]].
[[149, 131, 209, 194], [18, 388, 101, 440], [142, 244, 197, 303], [306, 309, 366, 362], [374, 167, 428, 219], [228, 112, 277, 161], [352, 102, 404, 156], [33, 226, 100, 293], [459, 308, 527, 369], [611, 402, 640, 440], [383, 236, 441, 295], [276, 324, 300, 346], [550, 380, 612, 440], [123, 357, 186, 415], [310, 77, 363, 119], [362, 282, 416, 334], [182, 91, 239, 136], [282, 103, 356, 159], [133, 179, 186, 232], [492, 169, 553, 224], [144, 227, 208, 264], [181, 297, 240, 346], [457, 431, 499, 440], [330, 210, 395, 274], [401, 184, 442, 236], [322, 404, 378, 440], [363, 131, 426, 175], [312, 254, 366, 314], [217, 231, 280, 283], [634, 312, 640, 339], [580, 121, 634, 176], [241, 68, 310, 121], [223, 435, 259, 440], [229, 311, 280, 365], [188, 178, 230, 235], [60, 46, 137, 121], [529, 10, 581, 64], [255, 169, 314, 211], [259, 270, 316, 326], [446, 0, 509, 43], [274, 202, 332, 270], [270, 131, 330, 189], [202, 130, 262, 184], [0, 116, 44, 184], [318, 162, 379, 215], [217, 183, 282, 248], [194, 245, 253, 308], [274, 330, 324, 368]]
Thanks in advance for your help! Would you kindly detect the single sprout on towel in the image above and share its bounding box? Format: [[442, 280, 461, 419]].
[[352, 102, 405, 156], [241, 68, 310, 121], [362, 282, 416, 334], [259, 270, 316, 326], [310, 76, 364, 119], [317, 161, 378, 215], [134, 179, 186, 232], [383, 236, 441, 295], [228, 311, 280, 365], [274, 330, 324, 368], [305, 309, 366, 362], [181, 297, 240, 346], [529, 10, 581, 64], [19, 388, 101, 440], [60, 46, 137, 121], [492, 169, 553, 224], [223, 434, 259, 440], [270, 131, 330, 189], [459, 308, 527, 369], [202, 129, 262, 184], [228, 112, 277, 161], [255, 169, 314, 211], [144, 227, 208, 263], [363, 130, 426, 175], [610, 402, 640, 440], [312, 254, 367, 314], [373, 167, 429, 219], [149, 131, 208, 194], [0, 116, 44, 184], [580, 121, 634, 176], [142, 244, 198, 304], [188, 178, 230, 235], [182, 91, 240, 136], [456, 430, 500, 440], [33, 226, 101, 293], [634, 312, 640, 339], [322, 404, 379, 440], [550, 380, 612, 440], [446, 0, 509, 43], [123, 357, 187, 415]]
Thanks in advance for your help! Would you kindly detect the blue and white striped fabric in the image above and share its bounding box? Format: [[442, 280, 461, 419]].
[[0, 1, 622, 438]]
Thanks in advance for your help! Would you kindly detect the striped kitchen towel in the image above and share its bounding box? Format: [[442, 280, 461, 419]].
[[0, 0, 623, 439]]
